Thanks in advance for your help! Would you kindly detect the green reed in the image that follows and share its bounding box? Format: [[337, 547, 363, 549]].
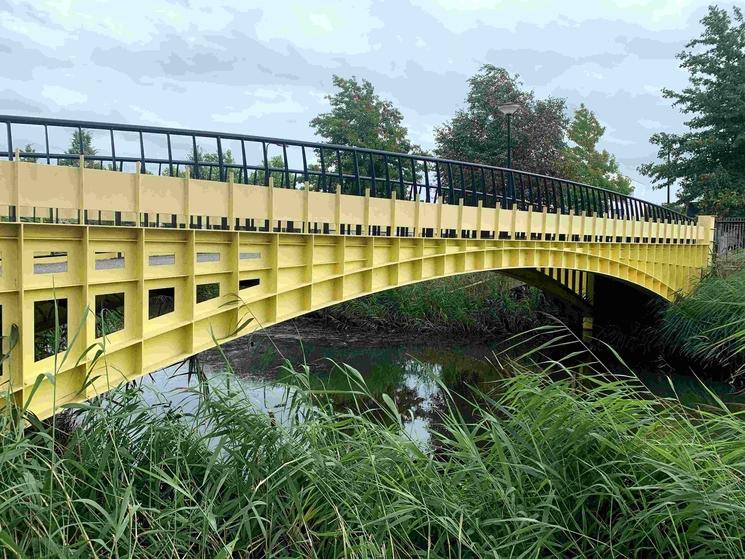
[[0, 323, 744, 557]]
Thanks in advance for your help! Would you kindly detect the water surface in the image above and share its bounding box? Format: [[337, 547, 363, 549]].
[[144, 323, 745, 442]]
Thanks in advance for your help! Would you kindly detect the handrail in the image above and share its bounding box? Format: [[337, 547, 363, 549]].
[[0, 114, 693, 224]]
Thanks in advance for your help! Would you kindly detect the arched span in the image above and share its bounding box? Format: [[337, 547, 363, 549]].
[[219, 234, 702, 344], [2, 224, 711, 421]]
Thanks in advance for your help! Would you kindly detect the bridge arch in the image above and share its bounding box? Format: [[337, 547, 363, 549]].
[[234, 240, 683, 338]]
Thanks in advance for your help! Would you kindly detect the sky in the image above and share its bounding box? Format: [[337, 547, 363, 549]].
[[0, 0, 733, 203]]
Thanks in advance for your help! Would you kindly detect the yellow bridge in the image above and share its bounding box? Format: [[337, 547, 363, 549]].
[[0, 115, 714, 419]]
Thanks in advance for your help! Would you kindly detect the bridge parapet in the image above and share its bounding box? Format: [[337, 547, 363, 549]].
[[0, 159, 710, 246], [1, 114, 691, 224]]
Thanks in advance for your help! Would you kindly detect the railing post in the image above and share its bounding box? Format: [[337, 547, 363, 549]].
[[11, 148, 19, 222], [135, 161, 143, 227], [217, 137, 225, 182], [370, 153, 377, 198], [447, 163, 455, 205], [424, 161, 431, 203], [364, 188, 370, 236], [183, 167, 191, 228], [390, 189, 397, 237], [335, 183, 341, 234], [457, 198, 463, 239], [319, 147, 327, 192], [336, 149, 343, 192], [281, 142, 289, 188], [507, 170, 515, 210], [415, 194, 422, 238], [241, 140, 249, 184], [262, 142, 270, 187], [78, 154, 86, 224], [6, 121, 13, 162], [227, 171, 235, 230], [353, 150, 360, 195], [436, 193, 443, 239]]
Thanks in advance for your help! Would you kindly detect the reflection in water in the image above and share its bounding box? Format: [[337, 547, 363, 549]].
[[195, 334, 505, 445], [143, 327, 745, 442]]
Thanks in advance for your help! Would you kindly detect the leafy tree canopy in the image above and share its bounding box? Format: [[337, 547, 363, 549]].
[[561, 104, 633, 194], [311, 75, 417, 153], [434, 65, 567, 176], [310, 76, 421, 196], [59, 130, 97, 168], [639, 6, 745, 216]]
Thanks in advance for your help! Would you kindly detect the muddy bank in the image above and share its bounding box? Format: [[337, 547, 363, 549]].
[[246, 316, 463, 347]]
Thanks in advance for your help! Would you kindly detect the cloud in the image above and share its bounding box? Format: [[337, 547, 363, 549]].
[[211, 90, 307, 123], [41, 85, 88, 106], [0, 90, 46, 113], [0, 0, 721, 205], [0, 38, 73, 79]]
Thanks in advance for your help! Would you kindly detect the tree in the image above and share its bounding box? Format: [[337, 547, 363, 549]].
[[561, 104, 633, 194], [311, 75, 416, 153], [435, 65, 567, 176], [188, 145, 234, 181], [161, 146, 235, 180], [310, 76, 420, 196], [20, 144, 36, 163], [639, 6, 745, 216], [247, 155, 296, 187], [59, 129, 97, 168]]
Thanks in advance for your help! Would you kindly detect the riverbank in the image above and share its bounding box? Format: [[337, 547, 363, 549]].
[[659, 249, 745, 381], [196, 315, 745, 416], [308, 271, 564, 337]]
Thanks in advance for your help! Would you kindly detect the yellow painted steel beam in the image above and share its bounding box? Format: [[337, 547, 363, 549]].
[[0, 160, 716, 419]]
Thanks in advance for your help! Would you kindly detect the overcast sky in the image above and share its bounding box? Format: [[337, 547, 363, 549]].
[[0, 0, 732, 202]]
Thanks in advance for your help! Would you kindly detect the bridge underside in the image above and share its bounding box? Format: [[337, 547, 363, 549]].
[[0, 161, 713, 418]]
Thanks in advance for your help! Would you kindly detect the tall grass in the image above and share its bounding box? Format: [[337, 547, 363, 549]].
[[1, 333, 745, 557], [660, 249, 745, 377], [315, 272, 554, 335]]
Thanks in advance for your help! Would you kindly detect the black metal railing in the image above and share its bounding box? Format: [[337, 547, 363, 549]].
[[0, 114, 692, 224], [716, 218, 745, 254]]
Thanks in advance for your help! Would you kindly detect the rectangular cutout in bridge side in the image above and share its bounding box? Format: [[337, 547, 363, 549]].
[[33, 251, 68, 274], [196, 282, 220, 303], [197, 252, 220, 263], [149, 254, 175, 266], [95, 292, 125, 338], [95, 251, 125, 270], [240, 252, 261, 260], [239, 278, 260, 290], [148, 287, 175, 319], [34, 298, 68, 361]]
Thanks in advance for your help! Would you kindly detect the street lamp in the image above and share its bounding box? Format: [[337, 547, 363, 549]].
[[498, 102, 520, 169], [666, 147, 672, 205], [498, 103, 520, 208]]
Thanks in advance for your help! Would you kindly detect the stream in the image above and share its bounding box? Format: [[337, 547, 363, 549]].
[[143, 319, 745, 443]]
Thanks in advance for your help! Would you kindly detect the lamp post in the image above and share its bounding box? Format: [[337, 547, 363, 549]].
[[666, 147, 671, 205], [498, 102, 520, 207], [498, 103, 520, 167]]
